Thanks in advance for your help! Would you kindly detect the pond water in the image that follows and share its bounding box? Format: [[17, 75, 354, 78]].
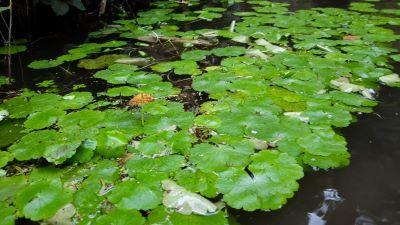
[[1, 0, 400, 225]]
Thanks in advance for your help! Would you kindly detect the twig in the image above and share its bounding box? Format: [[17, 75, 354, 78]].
[[7, 0, 13, 76], [59, 66, 73, 75]]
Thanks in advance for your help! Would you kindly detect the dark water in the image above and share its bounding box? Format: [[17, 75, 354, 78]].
[[3, 0, 400, 225]]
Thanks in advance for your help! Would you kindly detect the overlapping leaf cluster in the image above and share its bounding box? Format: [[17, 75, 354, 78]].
[[1, 0, 400, 225]]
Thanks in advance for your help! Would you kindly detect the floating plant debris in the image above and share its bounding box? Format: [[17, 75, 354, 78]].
[[1, 0, 400, 224]]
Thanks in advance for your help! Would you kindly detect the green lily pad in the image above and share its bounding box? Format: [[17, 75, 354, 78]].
[[93, 208, 145, 225], [349, 2, 378, 12], [126, 154, 186, 177], [181, 50, 211, 61], [61, 92, 93, 109], [152, 60, 201, 76], [15, 179, 73, 221], [0, 151, 13, 168], [211, 46, 247, 57], [9, 129, 83, 164], [147, 206, 228, 225], [24, 109, 66, 130], [134, 130, 194, 157], [216, 150, 303, 211], [196, 11, 223, 21], [28, 59, 63, 69], [58, 109, 105, 129], [95, 129, 130, 158], [0, 202, 15, 225], [108, 179, 163, 210], [95, 64, 161, 85], [77, 54, 128, 70], [0, 45, 27, 54], [188, 141, 254, 173], [105, 82, 179, 98], [0, 120, 25, 147], [174, 168, 218, 198], [297, 129, 350, 169], [0, 76, 12, 86]]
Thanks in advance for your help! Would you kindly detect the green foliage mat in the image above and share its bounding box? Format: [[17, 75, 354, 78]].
[[2, 0, 400, 224]]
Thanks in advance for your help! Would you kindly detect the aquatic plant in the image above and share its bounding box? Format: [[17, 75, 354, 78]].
[[1, 0, 400, 224]]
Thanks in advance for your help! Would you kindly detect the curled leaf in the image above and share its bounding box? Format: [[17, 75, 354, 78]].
[[162, 179, 218, 215]]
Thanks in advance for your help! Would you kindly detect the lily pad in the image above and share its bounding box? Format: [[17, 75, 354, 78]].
[[152, 60, 201, 76], [93, 208, 145, 225], [28, 59, 63, 69], [77, 54, 128, 70], [0, 45, 27, 54], [181, 50, 211, 61], [0, 76, 12, 86], [15, 179, 73, 221], [126, 155, 186, 177], [216, 150, 303, 211], [211, 46, 247, 57], [188, 141, 254, 173], [147, 206, 228, 225], [24, 109, 66, 130], [108, 179, 163, 210]]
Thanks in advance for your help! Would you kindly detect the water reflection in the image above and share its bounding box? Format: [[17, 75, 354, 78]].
[[307, 189, 343, 225]]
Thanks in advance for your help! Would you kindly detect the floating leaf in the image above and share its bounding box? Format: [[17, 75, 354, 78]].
[[93, 208, 145, 225], [15, 179, 73, 221], [181, 50, 211, 61], [297, 129, 350, 169], [126, 155, 186, 176], [134, 130, 194, 157], [108, 179, 162, 210], [0, 120, 25, 147], [0, 45, 27, 55], [95, 129, 130, 158], [379, 74, 400, 87], [77, 54, 128, 70], [147, 206, 229, 225], [28, 59, 63, 69], [174, 168, 218, 198], [188, 141, 254, 172], [0, 151, 13, 168], [152, 60, 201, 75], [24, 109, 66, 130], [161, 179, 218, 215], [0, 76, 12, 86], [216, 150, 303, 211], [61, 92, 93, 109], [105, 82, 179, 98], [211, 46, 247, 57], [0, 202, 15, 225]]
